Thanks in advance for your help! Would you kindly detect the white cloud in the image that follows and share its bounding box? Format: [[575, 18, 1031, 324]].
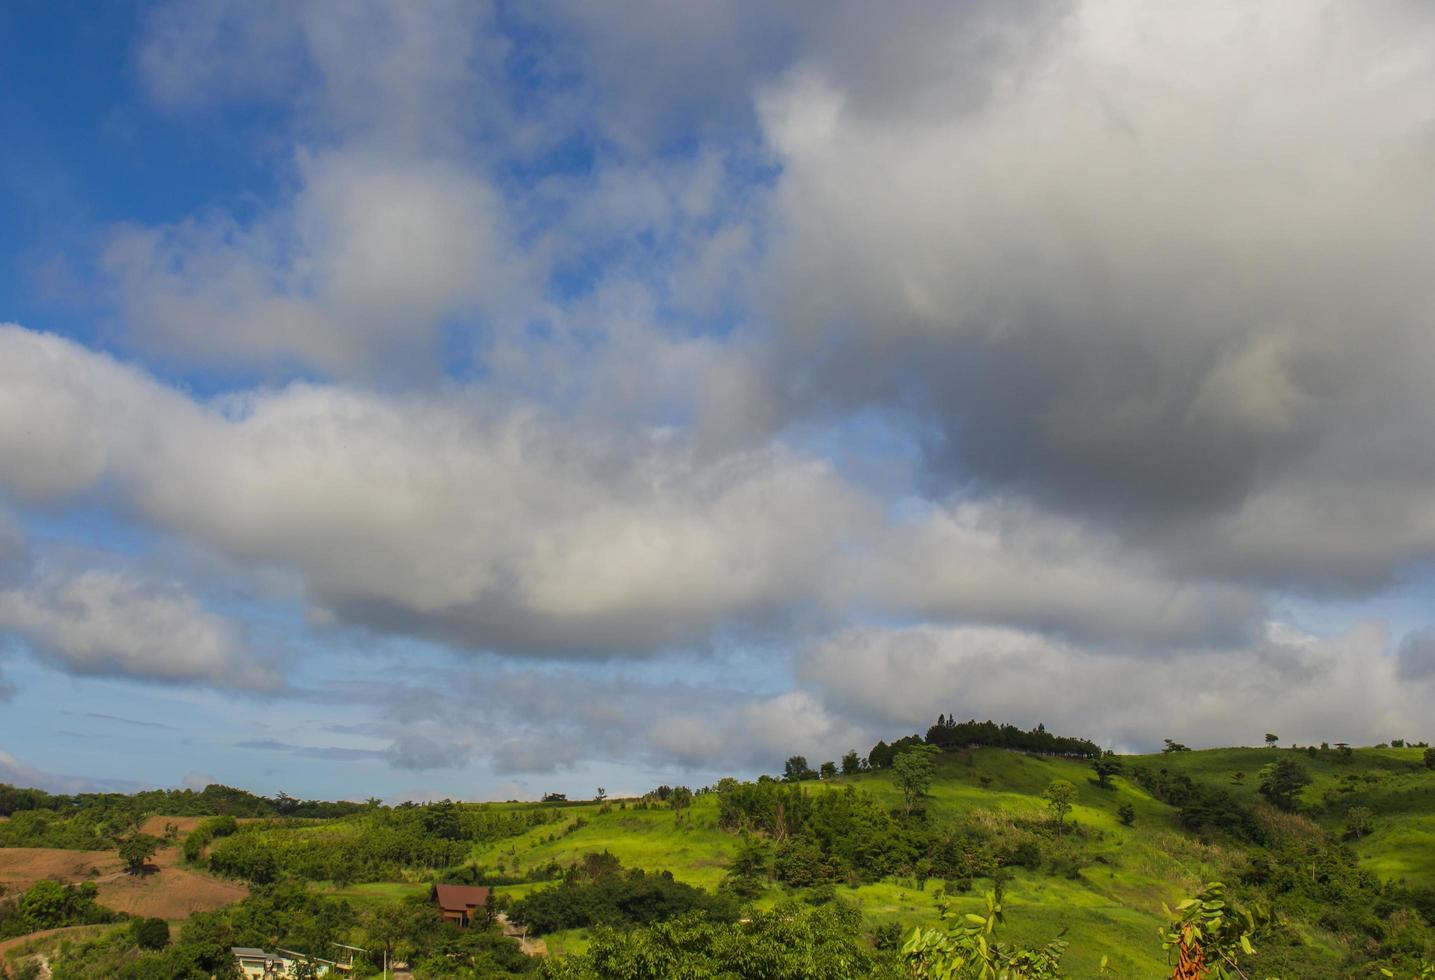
[[799, 620, 1426, 751], [0, 562, 278, 690], [0, 750, 145, 794], [0, 325, 866, 657], [843, 499, 1264, 648], [182, 770, 220, 790], [648, 689, 868, 771], [103, 153, 526, 377]]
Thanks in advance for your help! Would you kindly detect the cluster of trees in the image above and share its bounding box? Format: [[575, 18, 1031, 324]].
[[0, 782, 377, 855], [716, 775, 1092, 893], [540, 901, 906, 980], [923, 716, 1102, 759], [0, 880, 121, 940], [782, 717, 1104, 786], [206, 804, 562, 884], [1129, 766, 1265, 842], [508, 852, 737, 935], [0, 807, 119, 850], [181, 814, 240, 863]]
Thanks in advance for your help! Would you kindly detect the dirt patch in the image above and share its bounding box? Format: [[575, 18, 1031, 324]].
[[0, 849, 114, 891], [138, 815, 206, 838], [0, 845, 247, 921], [94, 865, 248, 919]]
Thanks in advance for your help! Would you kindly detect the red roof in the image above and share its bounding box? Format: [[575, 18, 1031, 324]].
[[431, 884, 491, 911]]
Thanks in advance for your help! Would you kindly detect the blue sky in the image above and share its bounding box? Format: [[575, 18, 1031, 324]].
[[3, 0, 1435, 803]]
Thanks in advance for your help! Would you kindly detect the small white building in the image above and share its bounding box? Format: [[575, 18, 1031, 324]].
[[230, 946, 339, 978]]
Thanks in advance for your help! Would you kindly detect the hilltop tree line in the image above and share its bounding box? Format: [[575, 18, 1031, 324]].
[[779, 716, 1102, 788], [0, 782, 369, 820]]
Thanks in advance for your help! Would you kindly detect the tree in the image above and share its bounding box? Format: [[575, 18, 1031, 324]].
[[1090, 751, 1123, 789], [133, 916, 170, 950], [840, 750, 862, 775], [1163, 738, 1190, 753], [783, 756, 816, 782], [18, 880, 70, 930], [891, 745, 940, 816], [1257, 758, 1311, 812], [1043, 780, 1076, 835], [287, 956, 321, 979], [670, 785, 693, 822], [118, 833, 159, 875], [1425, 747, 1435, 771], [1117, 803, 1135, 827], [819, 761, 838, 780], [1344, 806, 1375, 840], [723, 835, 772, 899], [1265, 733, 1279, 748], [423, 799, 463, 840]]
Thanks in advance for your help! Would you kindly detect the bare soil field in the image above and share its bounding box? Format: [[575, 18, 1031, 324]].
[[0, 819, 248, 920], [138, 815, 206, 837]]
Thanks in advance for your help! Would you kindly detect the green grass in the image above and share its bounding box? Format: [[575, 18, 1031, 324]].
[[314, 880, 430, 907], [1125, 744, 1435, 887], [468, 800, 740, 891], [289, 744, 1435, 974]]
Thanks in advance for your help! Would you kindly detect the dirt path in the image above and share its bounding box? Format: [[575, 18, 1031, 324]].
[[496, 913, 547, 957]]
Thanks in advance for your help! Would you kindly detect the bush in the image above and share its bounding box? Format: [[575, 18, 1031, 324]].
[[874, 921, 904, 950], [0, 880, 120, 939], [133, 916, 170, 949], [509, 853, 737, 935]]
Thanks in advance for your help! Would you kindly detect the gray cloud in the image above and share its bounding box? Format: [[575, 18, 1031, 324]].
[[1397, 626, 1435, 682], [236, 739, 388, 762], [746, 1, 1435, 591], [75, 712, 181, 731], [799, 620, 1422, 751], [387, 732, 467, 772], [338, 660, 871, 777], [0, 325, 1273, 661]]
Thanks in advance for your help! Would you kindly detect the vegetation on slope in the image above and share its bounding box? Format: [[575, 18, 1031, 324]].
[[8, 720, 1435, 977]]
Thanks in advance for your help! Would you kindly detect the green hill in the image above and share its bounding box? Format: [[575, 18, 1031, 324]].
[[305, 744, 1420, 975], [7, 740, 1435, 977]]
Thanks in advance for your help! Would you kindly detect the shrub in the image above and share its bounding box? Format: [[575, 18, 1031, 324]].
[[133, 916, 171, 949]]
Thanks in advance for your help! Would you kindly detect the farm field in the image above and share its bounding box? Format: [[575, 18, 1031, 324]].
[[0, 837, 247, 921]]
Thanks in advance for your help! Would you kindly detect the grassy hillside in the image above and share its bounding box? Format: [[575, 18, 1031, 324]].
[[437, 746, 1435, 975], [8, 742, 1435, 977], [466, 751, 1243, 975]]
